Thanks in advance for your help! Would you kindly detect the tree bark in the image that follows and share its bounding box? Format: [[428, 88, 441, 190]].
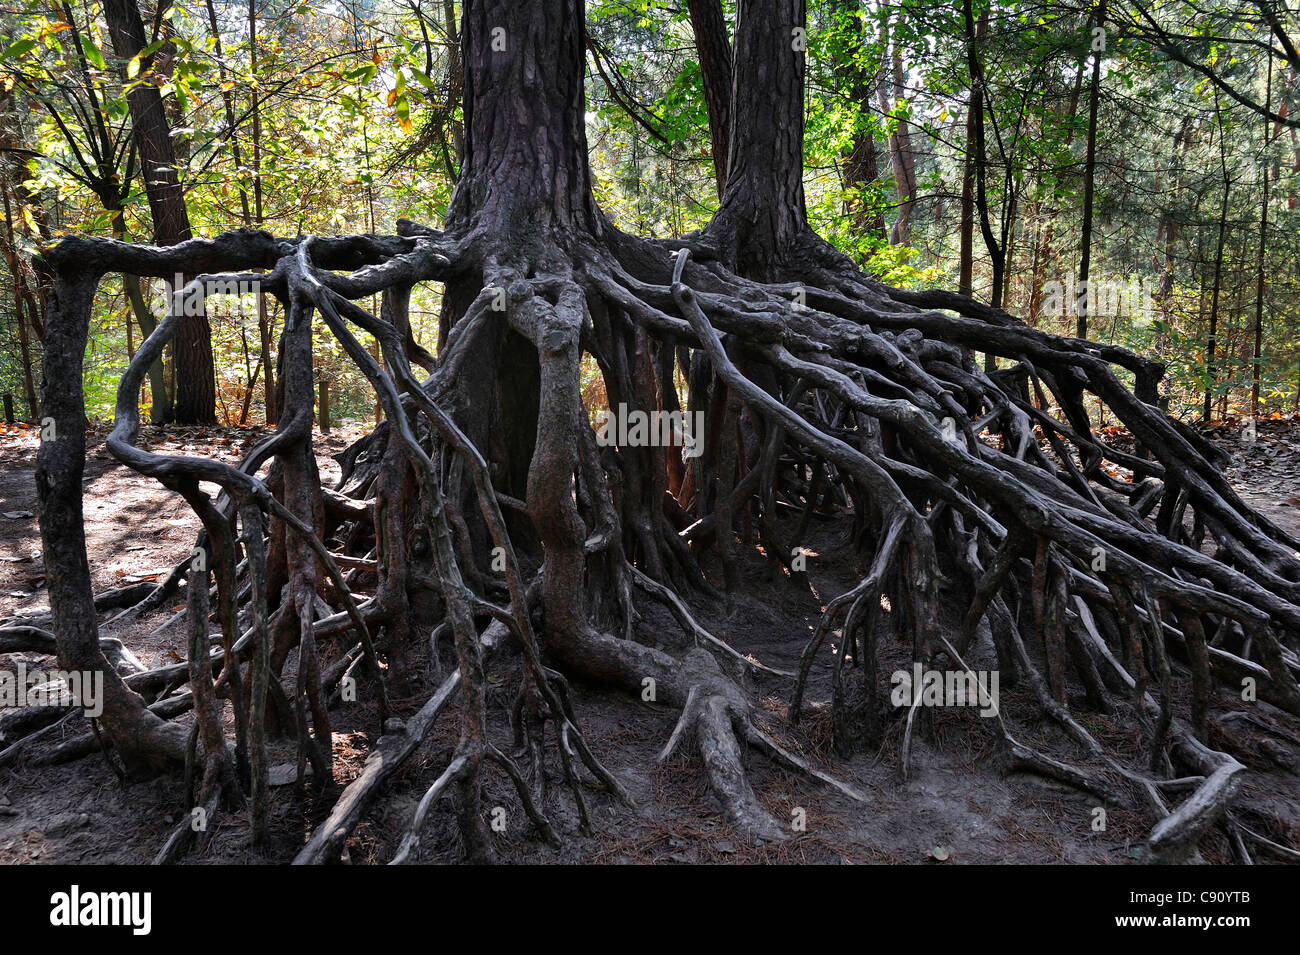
[[1203, 94, 1231, 422], [1076, 0, 1105, 340], [963, 1, 1003, 309], [103, 0, 216, 425], [1252, 32, 1273, 417], [876, 9, 917, 246], [709, 0, 809, 279], [449, 0, 599, 239], [686, 0, 733, 199], [958, 103, 975, 296], [834, 0, 885, 241]]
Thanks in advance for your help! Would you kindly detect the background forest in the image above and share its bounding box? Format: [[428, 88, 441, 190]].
[[0, 0, 1295, 427]]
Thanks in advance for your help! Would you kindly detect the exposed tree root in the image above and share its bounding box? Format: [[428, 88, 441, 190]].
[[27, 1, 1300, 861]]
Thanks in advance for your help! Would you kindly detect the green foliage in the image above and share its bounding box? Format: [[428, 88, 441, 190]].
[[0, 0, 1296, 422]]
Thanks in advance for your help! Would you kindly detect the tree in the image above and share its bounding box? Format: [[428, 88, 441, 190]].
[[686, 0, 733, 197], [24, 0, 1300, 865], [1076, 0, 1105, 340], [103, 0, 216, 424]]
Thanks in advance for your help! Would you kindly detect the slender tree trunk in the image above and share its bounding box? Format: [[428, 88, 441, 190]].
[[0, 179, 39, 418], [835, 0, 885, 241], [876, 10, 917, 246], [1031, 61, 1088, 326], [1077, 0, 1105, 339], [1252, 33, 1273, 417], [686, 0, 733, 198], [108, 208, 173, 422], [958, 102, 975, 296], [963, 1, 1002, 306], [103, 0, 216, 425], [248, 0, 276, 424], [1204, 96, 1231, 422]]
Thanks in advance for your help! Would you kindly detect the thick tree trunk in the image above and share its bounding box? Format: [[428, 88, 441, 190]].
[[440, 0, 596, 537], [709, 0, 809, 279], [448, 0, 599, 240]]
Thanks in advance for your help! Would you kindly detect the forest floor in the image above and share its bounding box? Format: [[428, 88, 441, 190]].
[[2, 415, 1300, 864]]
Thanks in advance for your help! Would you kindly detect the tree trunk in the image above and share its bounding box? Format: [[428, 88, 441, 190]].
[[876, 10, 917, 246], [835, 0, 885, 241], [0, 178, 40, 419], [1076, 0, 1105, 340], [103, 0, 216, 425], [709, 0, 809, 279], [108, 208, 173, 422], [958, 103, 975, 296], [686, 0, 733, 198], [1204, 95, 1231, 422], [1252, 33, 1273, 417], [963, 1, 1002, 309]]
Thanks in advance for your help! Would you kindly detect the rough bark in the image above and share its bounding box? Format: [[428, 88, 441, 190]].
[[686, 0, 733, 198], [103, 0, 216, 425]]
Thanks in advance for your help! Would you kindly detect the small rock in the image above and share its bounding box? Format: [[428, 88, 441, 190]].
[[383, 718, 406, 735]]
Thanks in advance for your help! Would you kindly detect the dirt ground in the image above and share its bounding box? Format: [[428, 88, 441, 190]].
[[2, 417, 1299, 864]]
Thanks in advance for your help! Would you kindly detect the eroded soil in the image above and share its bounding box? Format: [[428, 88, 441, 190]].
[[2, 417, 1299, 864]]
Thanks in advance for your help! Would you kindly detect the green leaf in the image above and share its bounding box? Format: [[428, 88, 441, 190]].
[[80, 35, 106, 70], [409, 67, 438, 91], [394, 91, 412, 133], [1, 38, 37, 60]]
